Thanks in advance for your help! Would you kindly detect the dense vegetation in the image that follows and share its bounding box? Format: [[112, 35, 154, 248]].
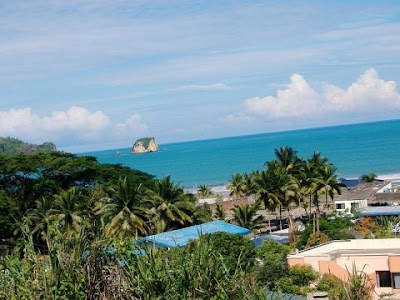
[[0, 136, 56, 156], [0, 147, 379, 299], [227, 146, 343, 241]]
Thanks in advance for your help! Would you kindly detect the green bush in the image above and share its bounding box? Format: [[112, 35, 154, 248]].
[[289, 265, 317, 286], [255, 239, 291, 289], [297, 217, 354, 250], [207, 232, 256, 272], [305, 231, 330, 248]]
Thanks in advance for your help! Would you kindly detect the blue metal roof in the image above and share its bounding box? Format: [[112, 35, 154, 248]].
[[140, 220, 251, 248], [360, 206, 400, 217]]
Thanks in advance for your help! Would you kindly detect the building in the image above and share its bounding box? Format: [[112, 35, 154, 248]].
[[287, 239, 400, 298], [334, 181, 391, 215], [139, 220, 251, 249]]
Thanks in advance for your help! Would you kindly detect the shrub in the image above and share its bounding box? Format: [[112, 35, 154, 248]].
[[289, 265, 318, 287], [255, 239, 291, 289], [305, 231, 330, 248], [207, 232, 256, 272]]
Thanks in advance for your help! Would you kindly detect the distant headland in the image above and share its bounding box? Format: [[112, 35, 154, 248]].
[[131, 137, 159, 154], [0, 136, 57, 156]]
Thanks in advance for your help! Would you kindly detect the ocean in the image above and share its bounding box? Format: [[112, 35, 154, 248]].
[[81, 119, 400, 189]]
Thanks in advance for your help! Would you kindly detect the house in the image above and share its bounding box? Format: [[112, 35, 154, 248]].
[[287, 239, 400, 299], [334, 181, 391, 215], [139, 220, 251, 249]]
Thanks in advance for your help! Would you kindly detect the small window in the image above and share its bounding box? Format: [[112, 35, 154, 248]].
[[336, 203, 345, 210], [376, 271, 391, 287], [351, 203, 360, 209], [393, 273, 400, 289]]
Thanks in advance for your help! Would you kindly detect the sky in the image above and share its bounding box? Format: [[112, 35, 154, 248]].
[[1, 0, 400, 152]]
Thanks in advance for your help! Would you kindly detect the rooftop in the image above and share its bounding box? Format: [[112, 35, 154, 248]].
[[140, 220, 251, 248], [288, 238, 400, 258], [335, 181, 387, 201]]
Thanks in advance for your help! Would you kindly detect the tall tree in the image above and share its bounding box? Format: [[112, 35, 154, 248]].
[[359, 173, 377, 183], [197, 184, 213, 198], [316, 165, 342, 208], [231, 201, 265, 231], [95, 177, 149, 238], [49, 187, 85, 238], [148, 176, 196, 233], [26, 197, 53, 242], [227, 173, 246, 199], [305, 152, 329, 232]]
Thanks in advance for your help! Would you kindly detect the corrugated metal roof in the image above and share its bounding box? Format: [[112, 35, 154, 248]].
[[360, 206, 400, 217], [140, 220, 251, 248]]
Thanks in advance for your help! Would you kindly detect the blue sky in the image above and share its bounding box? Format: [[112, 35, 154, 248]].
[[1, 0, 400, 152]]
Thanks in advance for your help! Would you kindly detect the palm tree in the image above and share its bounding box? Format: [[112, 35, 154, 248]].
[[316, 164, 342, 208], [227, 173, 246, 199], [214, 202, 226, 221], [273, 146, 303, 176], [197, 184, 213, 198], [26, 197, 53, 242], [95, 177, 150, 238], [231, 201, 265, 231], [303, 152, 330, 232], [49, 187, 85, 238], [148, 176, 196, 233], [359, 173, 377, 183], [255, 162, 298, 233]]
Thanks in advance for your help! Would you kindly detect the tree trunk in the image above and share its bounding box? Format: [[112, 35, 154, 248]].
[[325, 191, 328, 209], [313, 212, 316, 233], [309, 194, 312, 220], [315, 194, 320, 232], [287, 206, 295, 243], [279, 205, 282, 230]]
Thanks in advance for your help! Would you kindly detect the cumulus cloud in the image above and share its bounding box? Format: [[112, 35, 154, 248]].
[[0, 106, 110, 141], [323, 68, 400, 111], [244, 68, 400, 119], [245, 74, 320, 118], [0, 106, 148, 149]]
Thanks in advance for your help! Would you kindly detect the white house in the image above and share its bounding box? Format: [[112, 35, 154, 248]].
[[334, 181, 391, 215]]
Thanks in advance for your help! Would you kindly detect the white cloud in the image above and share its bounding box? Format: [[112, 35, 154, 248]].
[[323, 68, 400, 111], [0, 106, 148, 149], [170, 83, 231, 92], [115, 114, 148, 136], [245, 73, 320, 118], [243, 68, 400, 120]]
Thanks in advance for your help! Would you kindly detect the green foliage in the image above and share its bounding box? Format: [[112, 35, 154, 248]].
[[0, 136, 56, 156], [317, 273, 341, 299], [255, 239, 290, 289], [305, 231, 330, 248], [297, 216, 354, 250], [359, 173, 377, 183], [275, 265, 317, 295], [231, 201, 265, 231], [289, 265, 317, 286], [337, 264, 374, 300], [128, 234, 263, 299], [207, 232, 256, 272], [134, 137, 154, 149], [197, 183, 213, 198]]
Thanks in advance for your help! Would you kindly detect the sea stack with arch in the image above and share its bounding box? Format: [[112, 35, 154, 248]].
[[131, 137, 159, 154]]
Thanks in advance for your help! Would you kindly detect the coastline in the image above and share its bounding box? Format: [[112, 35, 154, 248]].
[[185, 173, 400, 196]]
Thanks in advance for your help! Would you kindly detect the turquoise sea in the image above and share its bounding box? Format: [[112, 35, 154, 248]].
[[81, 119, 400, 188]]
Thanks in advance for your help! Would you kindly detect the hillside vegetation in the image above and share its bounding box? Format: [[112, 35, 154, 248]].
[[0, 137, 56, 156]]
